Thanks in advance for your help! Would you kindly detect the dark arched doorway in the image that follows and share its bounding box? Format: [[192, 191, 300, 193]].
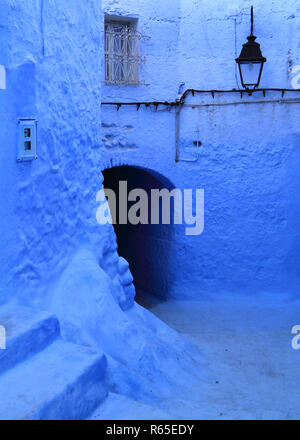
[[102, 165, 176, 303]]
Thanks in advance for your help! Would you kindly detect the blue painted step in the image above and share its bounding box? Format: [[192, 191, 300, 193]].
[[0, 303, 60, 375], [0, 339, 107, 420], [88, 392, 176, 420], [0, 303, 108, 420]]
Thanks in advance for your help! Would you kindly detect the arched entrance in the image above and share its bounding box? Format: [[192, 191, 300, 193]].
[[102, 165, 176, 303]]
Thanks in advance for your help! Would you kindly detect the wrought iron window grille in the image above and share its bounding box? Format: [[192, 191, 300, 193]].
[[105, 21, 150, 85]]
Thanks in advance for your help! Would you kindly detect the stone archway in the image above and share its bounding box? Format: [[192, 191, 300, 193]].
[[102, 165, 176, 303]]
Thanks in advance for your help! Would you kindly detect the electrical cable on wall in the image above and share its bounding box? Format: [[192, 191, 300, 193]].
[[102, 88, 300, 110]]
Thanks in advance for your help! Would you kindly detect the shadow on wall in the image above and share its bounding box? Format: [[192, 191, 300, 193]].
[[102, 166, 177, 302]]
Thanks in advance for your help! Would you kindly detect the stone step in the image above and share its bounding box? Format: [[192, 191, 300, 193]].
[[87, 392, 175, 420], [0, 303, 60, 375], [0, 339, 107, 420]]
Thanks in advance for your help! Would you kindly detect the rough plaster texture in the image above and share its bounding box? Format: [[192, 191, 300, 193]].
[[48, 248, 210, 416], [0, 0, 109, 307], [102, 0, 300, 298], [2, 0, 298, 305]]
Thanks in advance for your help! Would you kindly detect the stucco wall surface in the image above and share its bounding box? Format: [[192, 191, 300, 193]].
[[0, 0, 110, 306], [101, 0, 300, 298], [1, 0, 300, 302]]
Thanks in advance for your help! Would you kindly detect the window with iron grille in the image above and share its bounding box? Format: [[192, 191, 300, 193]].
[[105, 19, 149, 85]]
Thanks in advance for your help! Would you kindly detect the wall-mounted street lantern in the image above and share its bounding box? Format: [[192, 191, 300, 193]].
[[236, 6, 266, 91]]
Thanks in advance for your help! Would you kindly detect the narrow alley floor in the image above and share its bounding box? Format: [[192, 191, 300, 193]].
[[136, 290, 300, 420]]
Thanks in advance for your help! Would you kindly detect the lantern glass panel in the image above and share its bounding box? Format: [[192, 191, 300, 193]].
[[239, 61, 262, 89]]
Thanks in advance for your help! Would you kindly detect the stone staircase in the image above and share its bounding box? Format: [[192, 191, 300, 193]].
[[0, 303, 184, 420], [0, 303, 107, 420]]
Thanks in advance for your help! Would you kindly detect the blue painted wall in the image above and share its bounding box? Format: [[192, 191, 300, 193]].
[[0, 0, 106, 306], [101, 0, 300, 298], [0, 0, 300, 305]]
